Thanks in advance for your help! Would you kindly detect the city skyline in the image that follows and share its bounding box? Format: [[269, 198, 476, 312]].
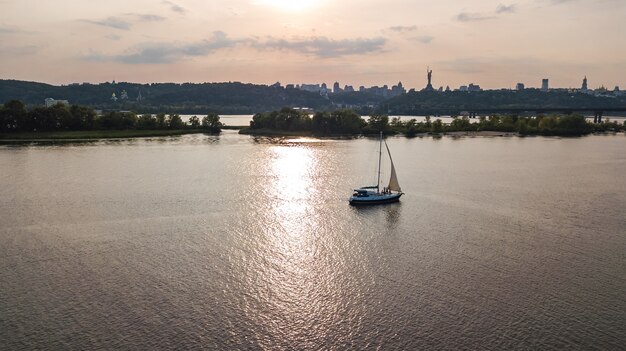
[[1, 0, 625, 89]]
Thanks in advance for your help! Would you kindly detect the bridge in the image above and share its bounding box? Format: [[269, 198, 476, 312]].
[[397, 107, 626, 123]]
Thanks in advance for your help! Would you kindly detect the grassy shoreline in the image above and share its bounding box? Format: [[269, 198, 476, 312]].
[[238, 127, 522, 138], [0, 129, 216, 141]]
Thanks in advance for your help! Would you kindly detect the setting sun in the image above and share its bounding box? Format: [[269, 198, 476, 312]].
[[255, 0, 320, 12]]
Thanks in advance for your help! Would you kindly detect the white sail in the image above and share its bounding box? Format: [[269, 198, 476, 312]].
[[384, 140, 401, 192]]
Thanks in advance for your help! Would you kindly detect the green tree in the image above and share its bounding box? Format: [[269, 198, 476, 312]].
[[424, 115, 432, 129], [156, 113, 167, 129], [405, 118, 418, 137], [431, 119, 443, 134], [539, 115, 558, 134], [137, 114, 157, 129], [202, 113, 223, 133], [167, 114, 184, 129], [312, 109, 365, 134], [188, 115, 200, 128], [1, 99, 27, 131], [51, 104, 73, 130], [69, 105, 97, 130], [555, 115, 592, 135], [365, 114, 390, 134], [98, 111, 137, 130], [516, 118, 528, 134]]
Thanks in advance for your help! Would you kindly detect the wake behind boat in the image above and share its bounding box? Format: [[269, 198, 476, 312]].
[[349, 132, 404, 205]]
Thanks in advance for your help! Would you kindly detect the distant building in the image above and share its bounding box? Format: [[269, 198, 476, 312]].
[[285, 84, 295, 89], [390, 81, 406, 96], [516, 83, 525, 90], [344, 85, 355, 93], [299, 84, 321, 93], [541, 79, 549, 91], [120, 90, 129, 100], [445, 86, 451, 92], [458, 85, 468, 92], [111, 93, 118, 101], [468, 83, 481, 92], [136, 90, 143, 102], [44, 98, 69, 107], [270, 82, 281, 88], [320, 83, 328, 97], [333, 82, 342, 94], [581, 76, 588, 92]]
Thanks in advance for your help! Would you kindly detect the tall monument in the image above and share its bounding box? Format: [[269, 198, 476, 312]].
[[581, 76, 588, 91], [424, 67, 434, 91]]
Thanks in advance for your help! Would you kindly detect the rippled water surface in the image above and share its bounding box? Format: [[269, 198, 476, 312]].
[[1, 132, 625, 350]]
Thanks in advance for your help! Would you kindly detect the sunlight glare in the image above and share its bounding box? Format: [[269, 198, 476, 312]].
[[255, 0, 320, 12]]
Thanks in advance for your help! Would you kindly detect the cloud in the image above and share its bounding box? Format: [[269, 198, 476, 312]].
[[0, 26, 19, 34], [134, 14, 167, 22], [105, 34, 121, 41], [457, 4, 517, 22], [163, 1, 186, 14], [456, 12, 495, 22], [86, 31, 238, 64], [84, 31, 387, 64], [411, 35, 434, 44], [252, 36, 387, 58], [0, 45, 39, 56], [83, 13, 166, 31], [496, 4, 517, 13], [386, 25, 432, 44], [388, 25, 417, 33], [83, 17, 131, 30], [0, 25, 34, 35]]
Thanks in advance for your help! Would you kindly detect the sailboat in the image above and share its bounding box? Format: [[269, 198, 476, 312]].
[[349, 132, 404, 205]]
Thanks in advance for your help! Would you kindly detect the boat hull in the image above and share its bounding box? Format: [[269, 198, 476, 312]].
[[349, 193, 403, 205]]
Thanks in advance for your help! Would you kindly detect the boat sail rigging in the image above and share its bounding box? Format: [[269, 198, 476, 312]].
[[385, 141, 401, 192], [349, 132, 404, 205]]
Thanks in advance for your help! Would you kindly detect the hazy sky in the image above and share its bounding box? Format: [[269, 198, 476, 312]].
[[1, 0, 624, 89]]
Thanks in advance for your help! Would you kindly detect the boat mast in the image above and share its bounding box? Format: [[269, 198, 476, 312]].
[[377, 130, 382, 193]]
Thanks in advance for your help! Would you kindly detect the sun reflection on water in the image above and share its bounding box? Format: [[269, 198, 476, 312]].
[[244, 142, 347, 345]]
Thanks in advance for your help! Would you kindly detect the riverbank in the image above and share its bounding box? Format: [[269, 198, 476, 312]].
[[238, 128, 522, 138], [0, 129, 218, 141]]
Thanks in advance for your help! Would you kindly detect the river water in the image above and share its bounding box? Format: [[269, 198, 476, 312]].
[[1, 132, 625, 350]]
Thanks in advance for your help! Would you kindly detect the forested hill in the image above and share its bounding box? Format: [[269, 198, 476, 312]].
[[2, 79, 625, 115], [0, 80, 332, 114]]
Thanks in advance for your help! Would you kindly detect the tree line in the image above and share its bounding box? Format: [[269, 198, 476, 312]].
[[247, 107, 625, 136], [0, 100, 223, 133], [249, 108, 368, 135], [391, 115, 624, 136]]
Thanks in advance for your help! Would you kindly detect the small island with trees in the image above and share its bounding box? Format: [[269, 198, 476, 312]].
[[240, 107, 624, 137], [0, 100, 223, 140]]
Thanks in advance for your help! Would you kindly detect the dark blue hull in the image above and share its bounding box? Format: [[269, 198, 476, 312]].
[[349, 193, 402, 205]]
